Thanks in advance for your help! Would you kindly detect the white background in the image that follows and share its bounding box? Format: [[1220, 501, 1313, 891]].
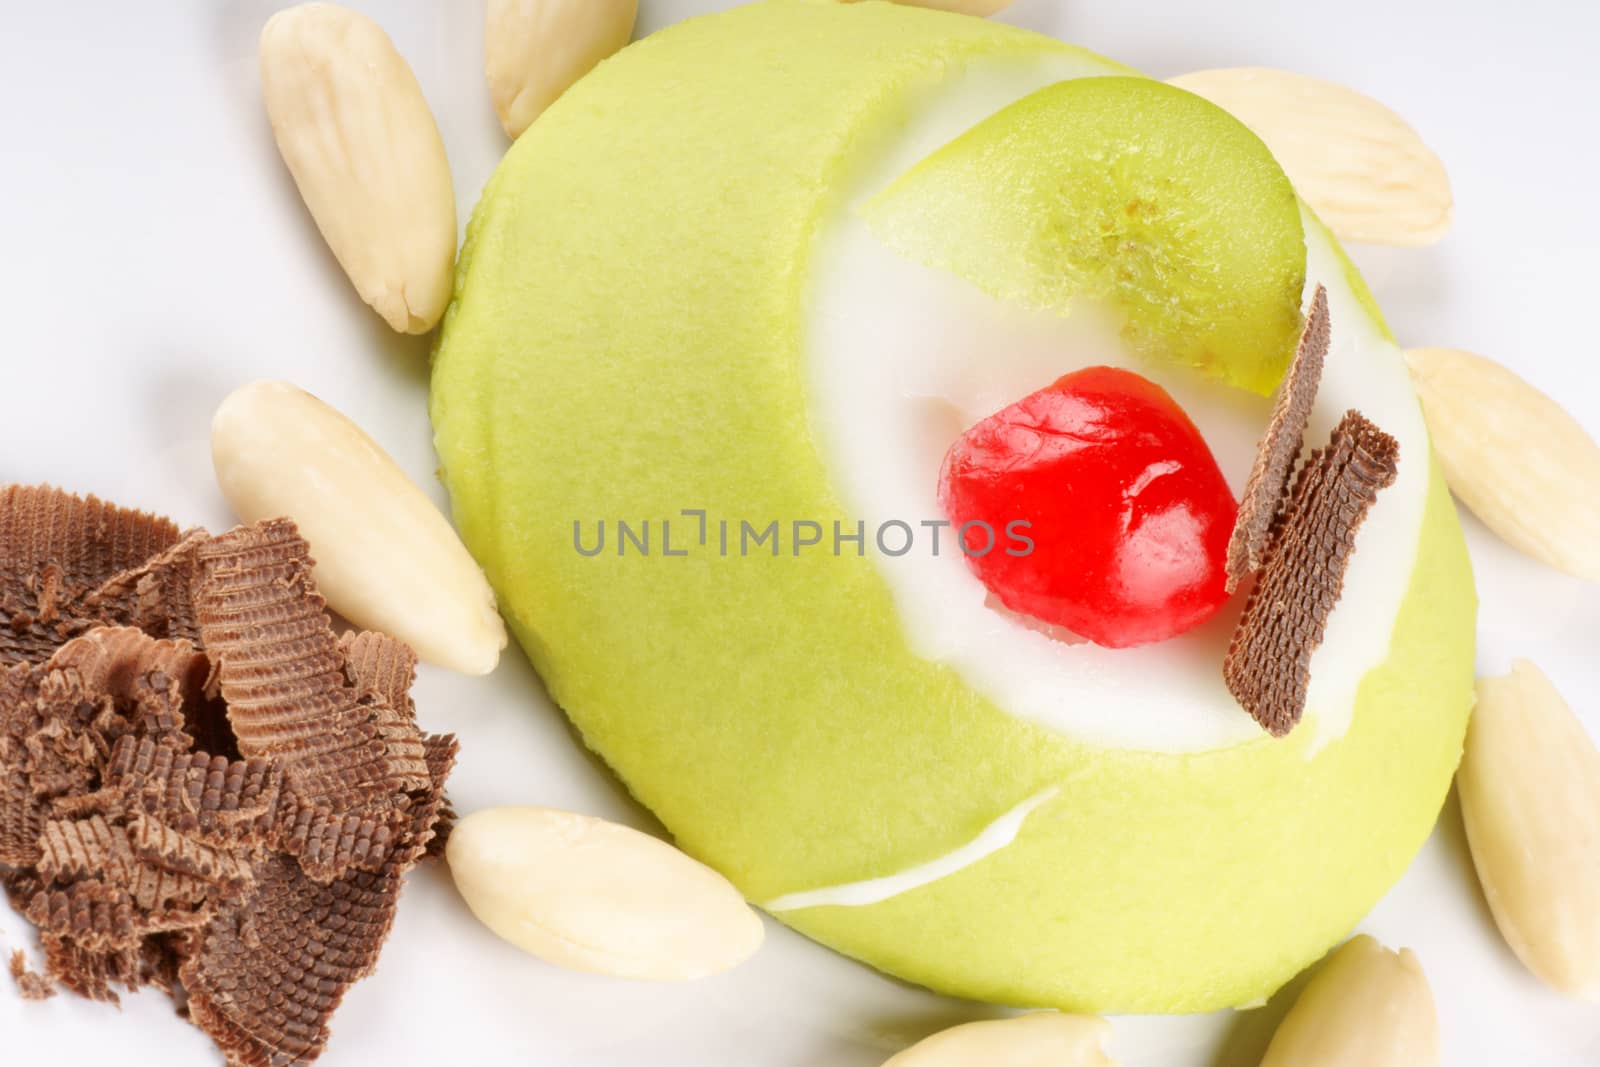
[[2, 1, 1597, 1064]]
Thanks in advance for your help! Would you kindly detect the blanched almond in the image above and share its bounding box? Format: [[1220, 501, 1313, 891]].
[[881, 1013, 1116, 1067], [1459, 660, 1600, 998], [1260, 936, 1438, 1067], [447, 806, 764, 981], [1168, 67, 1452, 246], [1405, 346, 1600, 582], [261, 3, 456, 333], [484, 0, 637, 140], [849, 1, 1014, 15], [211, 380, 506, 675]]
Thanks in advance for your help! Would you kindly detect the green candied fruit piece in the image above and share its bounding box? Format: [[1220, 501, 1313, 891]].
[[864, 76, 1307, 395]]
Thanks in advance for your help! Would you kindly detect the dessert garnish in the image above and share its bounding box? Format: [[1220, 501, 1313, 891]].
[[1225, 411, 1400, 735], [0, 484, 455, 1065], [939, 365, 1238, 648], [1226, 284, 1331, 591]]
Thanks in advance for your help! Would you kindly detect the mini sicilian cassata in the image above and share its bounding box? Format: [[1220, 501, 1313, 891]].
[[431, 0, 1474, 1012]]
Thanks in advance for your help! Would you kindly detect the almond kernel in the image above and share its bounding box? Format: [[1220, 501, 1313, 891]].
[[485, 0, 637, 140], [1260, 936, 1439, 1067], [1405, 346, 1600, 582], [447, 806, 764, 981], [1459, 660, 1600, 998], [261, 3, 457, 333]]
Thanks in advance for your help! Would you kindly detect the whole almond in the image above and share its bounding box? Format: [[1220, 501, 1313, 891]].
[[844, 1, 1014, 15], [882, 1013, 1117, 1067], [261, 3, 456, 333], [447, 806, 764, 981], [1260, 935, 1439, 1067], [485, 0, 637, 140], [211, 380, 506, 675], [1458, 660, 1600, 998], [1405, 347, 1600, 582], [1168, 67, 1452, 247]]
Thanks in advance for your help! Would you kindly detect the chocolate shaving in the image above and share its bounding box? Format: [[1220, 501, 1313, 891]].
[[340, 629, 460, 852], [1227, 285, 1332, 592], [38, 936, 139, 1003], [276, 803, 407, 883], [1224, 411, 1400, 735], [37, 816, 137, 883], [419, 733, 460, 856], [1, 663, 46, 866], [24, 881, 143, 950], [0, 485, 454, 1065], [9, 949, 54, 1001], [0, 485, 186, 667], [340, 629, 419, 716], [106, 736, 285, 846], [126, 814, 255, 898], [83, 529, 209, 644], [43, 627, 210, 750], [0, 768, 43, 867], [183, 852, 409, 1065], [196, 521, 433, 812]]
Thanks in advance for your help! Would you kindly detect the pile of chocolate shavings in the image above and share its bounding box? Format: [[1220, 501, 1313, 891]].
[[1222, 292, 1402, 737], [0, 484, 458, 1065]]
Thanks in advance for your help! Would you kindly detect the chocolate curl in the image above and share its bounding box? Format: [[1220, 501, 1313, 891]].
[[1227, 285, 1332, 592], [1225, 410, 1400, 736]]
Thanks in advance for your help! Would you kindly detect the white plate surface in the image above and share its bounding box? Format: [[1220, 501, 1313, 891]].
[[2, 1, 1598, 1064]]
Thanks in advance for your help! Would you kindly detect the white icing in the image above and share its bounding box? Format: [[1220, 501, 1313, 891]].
[[806, 60, 1430, 754], [764, 788, 1059, 911], [1295, 224, 1430, 754]]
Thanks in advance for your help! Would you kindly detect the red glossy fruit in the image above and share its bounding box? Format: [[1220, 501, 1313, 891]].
[[938, 365, 1237, 648]]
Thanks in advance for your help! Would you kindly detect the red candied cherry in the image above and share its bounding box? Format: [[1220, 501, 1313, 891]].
[[939, 365, 1238, 648]]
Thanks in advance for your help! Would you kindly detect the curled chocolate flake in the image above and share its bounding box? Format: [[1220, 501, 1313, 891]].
[[0, 769, 44, 867], [419, 732, 460, 856], [1227, 285, 1332, 592], [1225, 411, 1400, 735], [36, 814, 218, 915], [84, 529, 209, 644], [39, 935, 140, 1004], [340, 629, 460, 853], [340, 629, 418, 716], [43, 627, 209, 749], [1, 663, 46, 866], [277, 803, 407, 883], [196, 521, 433, 811], [25, 880, 141, 950], [37, 815, 133, 882], [126, 814, 255, 899], [0, 486, 185, 667], [184, 852, 411, 1065], [106, 736, 284, 845]]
